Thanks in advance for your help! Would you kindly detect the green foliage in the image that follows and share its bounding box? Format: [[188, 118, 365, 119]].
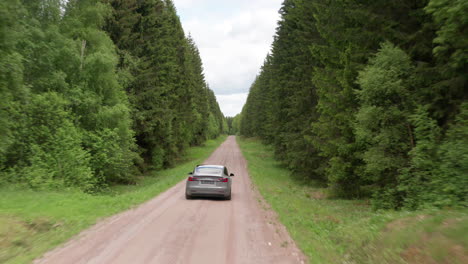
[[104, 0, 224, 170], [433, 103, 468, 207], [206, 113, 220, 139], [226, 114, 241, 135], [238, 137, 468, 264], [423, 0, 467, 125], [8, 93, 94, 190], [0, 0, 224, 190], [241, 0, 324, 179], [240, 0, 467, 209], [355, 43, 413, 208], [426, 0, 468, 73], [0, 0, 25, 163], [0, 136, 226, 263], [398, 106, 441, 209]]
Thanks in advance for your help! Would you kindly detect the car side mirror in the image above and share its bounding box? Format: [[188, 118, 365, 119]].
[[188, 172, 193, 175], [230, 173, 234, 176]]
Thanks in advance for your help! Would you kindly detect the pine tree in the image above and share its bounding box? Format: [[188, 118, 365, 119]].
[[105, 0, 224, 170], [240, 0, 466, 208], [241, 0, 325, 179], [1, 0, 224, 189]]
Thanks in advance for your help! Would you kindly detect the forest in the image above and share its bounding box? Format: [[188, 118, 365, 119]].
[[0, 0, 226, 191], [237, 0, 467, 209]]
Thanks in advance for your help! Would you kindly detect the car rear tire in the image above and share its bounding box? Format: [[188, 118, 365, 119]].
[[225, 192, 231, 200], [185, 193, 192, 200]]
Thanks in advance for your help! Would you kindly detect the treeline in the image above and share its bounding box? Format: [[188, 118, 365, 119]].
[[0, 0, 225, 191], [225, 115, 241, 135], [239, 0, 467, 209]]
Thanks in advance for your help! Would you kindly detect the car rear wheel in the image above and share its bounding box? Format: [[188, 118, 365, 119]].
[[225, 192, 231, 200], [185, 193, 192, 200]]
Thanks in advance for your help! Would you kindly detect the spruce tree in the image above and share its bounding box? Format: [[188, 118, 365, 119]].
[[105, 0, 224, 170]]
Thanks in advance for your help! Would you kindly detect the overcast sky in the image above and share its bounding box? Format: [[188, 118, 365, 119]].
[[172, 0, 283, 117]]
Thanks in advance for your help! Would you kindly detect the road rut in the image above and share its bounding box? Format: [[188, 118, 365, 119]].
[[35, 136, 305, 264]]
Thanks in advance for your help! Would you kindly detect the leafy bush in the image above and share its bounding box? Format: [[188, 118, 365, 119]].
[[9, 93, 94, 190], [355, 42, 413, 209], [433, 103, 468, 207]]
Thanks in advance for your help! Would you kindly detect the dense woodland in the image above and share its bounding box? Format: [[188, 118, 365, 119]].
[[0, 0, 225, 190], [239, 0, 467, 209]]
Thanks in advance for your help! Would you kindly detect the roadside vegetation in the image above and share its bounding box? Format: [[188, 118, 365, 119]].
[[0, 1, 227, 261], [1, 0, 226, 192], [0, 136, 226, 264], [237, 0, 467, 210], [238, 137, 467, 264]]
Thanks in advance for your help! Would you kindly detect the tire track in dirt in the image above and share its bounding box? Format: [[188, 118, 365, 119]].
[[34, 136, 306, 264]]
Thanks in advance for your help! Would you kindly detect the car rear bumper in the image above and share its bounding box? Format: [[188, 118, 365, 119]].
[[186, 185, 230, 197]]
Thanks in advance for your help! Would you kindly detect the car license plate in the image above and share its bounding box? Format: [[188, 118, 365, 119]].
[[201, 180, 214, 184]]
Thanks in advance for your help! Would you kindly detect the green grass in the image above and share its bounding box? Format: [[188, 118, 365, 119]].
[[238, 137, 467, 264], [0, 135, 227, 264]]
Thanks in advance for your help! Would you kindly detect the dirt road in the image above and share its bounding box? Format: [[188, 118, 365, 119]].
[[35, 136, 305, 264]]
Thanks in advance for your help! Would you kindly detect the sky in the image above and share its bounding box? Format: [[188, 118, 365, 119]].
[[172, 0, 283, 117]]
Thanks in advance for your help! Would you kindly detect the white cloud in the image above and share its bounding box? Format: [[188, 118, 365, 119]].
[[216, 93, 248, 117], [173, 0, 283, 115], [173, 0, 209, 9]]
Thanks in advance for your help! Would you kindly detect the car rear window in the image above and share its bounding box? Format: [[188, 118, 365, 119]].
[[195, 167, 223, 176]]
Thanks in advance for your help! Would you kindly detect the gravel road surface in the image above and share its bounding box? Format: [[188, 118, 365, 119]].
[[35, 136, 305, 264]]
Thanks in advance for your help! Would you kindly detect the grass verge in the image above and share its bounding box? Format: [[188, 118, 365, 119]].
[[238, 137, 467, 264], [0, 135, 227, 264]]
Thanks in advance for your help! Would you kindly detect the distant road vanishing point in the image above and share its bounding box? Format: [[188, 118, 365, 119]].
[[34, 136, 306, 264]]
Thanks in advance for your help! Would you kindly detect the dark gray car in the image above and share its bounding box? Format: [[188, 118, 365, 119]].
[[185, 165, 234, 200]]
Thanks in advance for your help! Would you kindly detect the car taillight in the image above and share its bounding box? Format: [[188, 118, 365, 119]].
[[219, 178, 228, 182], [188, 176, 197, 181]]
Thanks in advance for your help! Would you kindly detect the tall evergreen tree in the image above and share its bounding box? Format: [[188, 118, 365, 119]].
[[105, 0, 224, 170], [240, 0, 466, 208], [242, 0, 325, 179], [0, 0, 224, 190]]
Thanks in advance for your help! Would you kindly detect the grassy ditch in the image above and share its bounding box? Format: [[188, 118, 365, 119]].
[[238, 137, 467, 264], [0, 135, 227, 264]]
